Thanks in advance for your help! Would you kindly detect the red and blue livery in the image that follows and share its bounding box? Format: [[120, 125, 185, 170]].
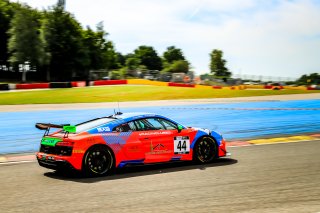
[[36, 112, 229, 176]]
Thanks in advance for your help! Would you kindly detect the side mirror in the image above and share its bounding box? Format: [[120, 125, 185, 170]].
[[177, 125, 183, 133]]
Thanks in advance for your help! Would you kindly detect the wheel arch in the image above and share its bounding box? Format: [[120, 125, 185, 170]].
[[193, 135, 219, 161], [81, 143, 116, 171]]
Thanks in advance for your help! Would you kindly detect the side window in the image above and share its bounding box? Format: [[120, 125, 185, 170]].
[[158, 118, 177, 130], [133, 119, 155, 131], [129, 118, 178, 131], [133, 120, 146, 131], [127, 121, 137, 131], [113, 123, 133, 132], [145, 118, 166, 130]]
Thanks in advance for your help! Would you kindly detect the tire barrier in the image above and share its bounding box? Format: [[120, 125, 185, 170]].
[[71, 81, 86, 87], [168, 82, 195, 88], [93, 80, 127, 86], [307, 86, 320, 90], [8, 84, 16, 90], [264, 85, 283, 90], [0, 84, 9, 90], [212, 86, 222, 89], [50, 82, 72, 88], [0, 78, 313, 91], [16, 83, 50, 89]]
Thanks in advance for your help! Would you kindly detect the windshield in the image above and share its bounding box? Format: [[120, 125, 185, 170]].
[[75, 118, 115, 133]]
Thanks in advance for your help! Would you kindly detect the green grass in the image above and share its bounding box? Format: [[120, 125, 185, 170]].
[[0, 85, 319, 105]]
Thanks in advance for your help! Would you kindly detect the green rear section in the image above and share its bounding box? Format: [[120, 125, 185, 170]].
[[41, 137, 62, 147]]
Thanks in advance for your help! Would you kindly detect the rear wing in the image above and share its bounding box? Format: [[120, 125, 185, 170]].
[[35, 123, 76, 137]]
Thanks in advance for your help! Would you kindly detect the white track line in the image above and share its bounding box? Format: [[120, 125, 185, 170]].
[[0, 160, 35, 165]]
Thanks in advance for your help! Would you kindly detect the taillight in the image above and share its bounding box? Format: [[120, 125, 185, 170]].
[[56, 141, 74, 146], [56, 141, 74, 156]]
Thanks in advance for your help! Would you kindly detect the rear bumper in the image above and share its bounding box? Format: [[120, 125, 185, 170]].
[[36, 152, 78, 171], [37, 158, 76, 171]]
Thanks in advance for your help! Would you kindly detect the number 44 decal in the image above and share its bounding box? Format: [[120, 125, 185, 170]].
[[174, 136, 190, 154]]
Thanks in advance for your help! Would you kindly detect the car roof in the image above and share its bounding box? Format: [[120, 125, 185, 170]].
[[114, 112, 184, 126], [114, 112, 158, 120], [112, 112, 181, 126]]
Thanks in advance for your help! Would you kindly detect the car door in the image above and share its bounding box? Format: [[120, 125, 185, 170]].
[[156, 117, 197, 161], [112, 122, 145, 161], [133, 118, 175, 163]]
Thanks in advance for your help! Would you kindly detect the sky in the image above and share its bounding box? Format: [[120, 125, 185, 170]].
[[13, 0, 320, 79]]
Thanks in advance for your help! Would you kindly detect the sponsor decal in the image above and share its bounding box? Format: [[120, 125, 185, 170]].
[[86, 137, 95, 144], [39, 154, 55, 161], [139, 131, 172, 136], [153, 143, 165, 150], [146, 150, 171, 155], [174, 136, 190, 154], [97, 127, 111, 132], [73, 150, 85, 154], [41, 137, 62, 147], [127, 145, 141, 152], [47, 156, 55, 160], [146, 142, 171, 155]]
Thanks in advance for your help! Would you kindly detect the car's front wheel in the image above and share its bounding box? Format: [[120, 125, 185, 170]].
[[83, 145, 114, 177], [193, 136, 218, 163]]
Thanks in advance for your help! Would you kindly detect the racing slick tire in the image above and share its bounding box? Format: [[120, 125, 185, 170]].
[[193, 136, 218, 164], [82, 145, 114, 177]]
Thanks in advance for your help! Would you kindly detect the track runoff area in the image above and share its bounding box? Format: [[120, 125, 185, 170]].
[[0, 94, 320, 212]]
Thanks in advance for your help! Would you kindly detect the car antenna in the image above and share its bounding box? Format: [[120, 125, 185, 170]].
[[116, 101, 122, 115]]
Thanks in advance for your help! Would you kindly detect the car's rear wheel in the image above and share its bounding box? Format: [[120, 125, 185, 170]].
[[193, 136, 218, 163], [83, 145, 114, 177]]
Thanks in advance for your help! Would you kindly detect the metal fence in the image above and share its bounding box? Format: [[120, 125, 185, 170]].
[[232, 74, 298, 82]]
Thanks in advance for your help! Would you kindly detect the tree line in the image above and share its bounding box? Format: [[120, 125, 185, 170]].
[[0, 0, 231, 82]]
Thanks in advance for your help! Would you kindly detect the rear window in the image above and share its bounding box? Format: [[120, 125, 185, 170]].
[[75, 118, 115, 133]]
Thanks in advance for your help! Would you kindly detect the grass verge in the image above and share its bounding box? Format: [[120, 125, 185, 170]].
[[0, 85, 319, 105]]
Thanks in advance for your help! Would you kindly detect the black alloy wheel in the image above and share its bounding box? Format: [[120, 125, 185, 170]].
[[83, 146, 114, 176], [193, 136, 218, 163]]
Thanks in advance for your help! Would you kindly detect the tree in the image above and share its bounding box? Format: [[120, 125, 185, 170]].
[[171, 60, 189, 73], [162, 60, 189, 74], [82, 26, 104, 71], [103, 41, 118, 70], [163, 46, 185, 63], [42, 4, 87, 81], [134, 45, 162, 71], [7, 5, 46, 81], [297, 73, 320, 85], [0, 0, 15, 66], [2, 0, 119, 81], [125, 57, 140, 70], [209, 49, 231, 78], [83, 23, 117, 71], [111, 52, 125, 69]]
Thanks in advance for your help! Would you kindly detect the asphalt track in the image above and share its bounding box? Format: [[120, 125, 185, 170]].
[[1, 140, 319, 213]]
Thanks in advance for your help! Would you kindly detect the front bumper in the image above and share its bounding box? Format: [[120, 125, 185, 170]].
[[221, 152, 232, 157]]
